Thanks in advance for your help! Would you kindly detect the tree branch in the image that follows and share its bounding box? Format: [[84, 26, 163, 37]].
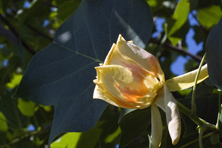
[[26, 24, 54, 41], [149, 38, 204, 62]]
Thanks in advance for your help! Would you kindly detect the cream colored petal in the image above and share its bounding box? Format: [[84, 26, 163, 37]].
[[103, 39, 133, 65], [154, 85, 181, 145], [165, 64, 208, 92], [103, 44, 162, 91], [95, 65, 157, 109], [154, 87, 165, 111], [164, 85, 181, 145], [116, 34, 165, 82], [104, 43, 117, 65], [93, 85, 120, 107], [151, 104, 162, 148]]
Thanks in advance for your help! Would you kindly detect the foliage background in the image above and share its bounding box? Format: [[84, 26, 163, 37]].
[[0, 0, 222, 147]]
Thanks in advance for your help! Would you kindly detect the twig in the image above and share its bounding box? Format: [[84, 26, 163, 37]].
[[149, 38, 204, 62], [0, 14, 36, 55]]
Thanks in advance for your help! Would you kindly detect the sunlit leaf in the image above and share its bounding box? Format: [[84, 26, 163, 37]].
[[167, 0, 190, 45], [105, 127, 121, 143], [17, 98, 38, 117], [6, 74, 23, 89], [14, 0, 153, 143], [197, 5, 222, 29], [50, 132, 82, 148], [0, 112, 7, 132]]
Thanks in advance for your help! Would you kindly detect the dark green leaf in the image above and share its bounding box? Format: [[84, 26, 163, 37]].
[[118, 108, 135, 122], [119, 108, 151, 148], [0, 92, 29, 130], [181, 113, 197, 138], [210, 134, 220, 145], [206, 18, 222, 90], [14, 0, 153, 144]]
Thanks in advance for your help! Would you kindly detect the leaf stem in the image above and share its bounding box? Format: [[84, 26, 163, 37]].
[[216, 90, 221, 130], [191, 53, 206, 115], [198, 126, 206, 148], [179, 131, 216, 148]]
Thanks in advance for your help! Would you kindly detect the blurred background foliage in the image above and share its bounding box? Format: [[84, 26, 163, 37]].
[[0, 0, 222, 147]]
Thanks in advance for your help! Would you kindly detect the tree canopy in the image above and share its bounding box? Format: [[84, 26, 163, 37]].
[[0, 0, 222, 148]]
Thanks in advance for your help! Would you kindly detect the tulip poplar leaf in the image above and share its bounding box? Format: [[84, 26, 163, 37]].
[[14, 0, 153, 144], [206, 18, 222, 90]]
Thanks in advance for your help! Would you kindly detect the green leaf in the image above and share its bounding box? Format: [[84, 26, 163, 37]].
[[14, 0, 153, 144], [50, 132, 82, 148], [197, 5, 222, 29], [206, 18, 222, 90], [0, 91, 29, 130], [0, 112, 8, 132], [118, 108, 135, 122], [6, 74, 23, 89], [181, 113, 197, 138], [18, 0, 51, 24], [167, 0, 190, 45], [119, 108, 151, 148], [17, 98, 38, 117]]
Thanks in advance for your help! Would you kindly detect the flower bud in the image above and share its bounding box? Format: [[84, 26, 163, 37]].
[[93, 35, 165, 109]]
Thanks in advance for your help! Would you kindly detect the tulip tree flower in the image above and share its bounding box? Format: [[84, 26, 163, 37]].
[[93, 35, 208, 148]]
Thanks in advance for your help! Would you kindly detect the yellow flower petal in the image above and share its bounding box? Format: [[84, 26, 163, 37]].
[[151, 104, 162, 148], [94, 65, 157, 109], [116, 34, 165, 83], [93, 85, 120, 107], [165, 64, 208, 91]]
